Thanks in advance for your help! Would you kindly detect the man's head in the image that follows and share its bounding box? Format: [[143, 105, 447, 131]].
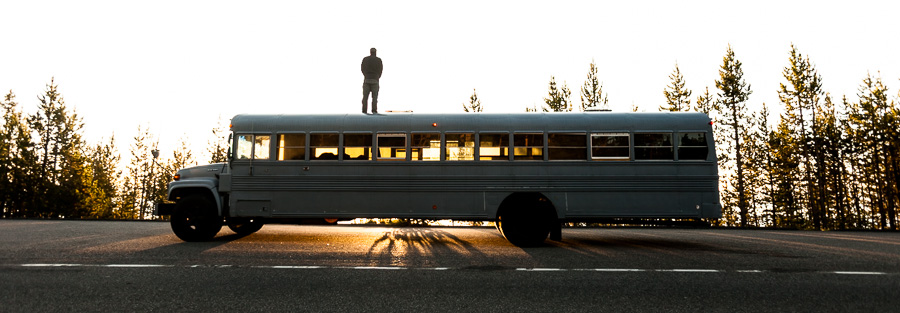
[[370, 48, 377, 56]]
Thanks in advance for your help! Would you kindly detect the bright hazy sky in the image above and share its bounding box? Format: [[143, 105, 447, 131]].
[[2, 0, 898, 164]]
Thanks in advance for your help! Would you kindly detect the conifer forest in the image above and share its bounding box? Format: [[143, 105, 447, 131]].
[[3, 45, 899, 230]]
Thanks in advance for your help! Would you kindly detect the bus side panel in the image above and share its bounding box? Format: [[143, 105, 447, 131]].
[[565, 191, 699, 217]]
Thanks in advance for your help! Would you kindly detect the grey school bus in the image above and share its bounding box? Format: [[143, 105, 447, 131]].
[[156, 112, 722, 246]]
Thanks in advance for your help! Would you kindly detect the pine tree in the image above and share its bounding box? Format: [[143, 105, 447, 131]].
[[695, 87, 714, 114], [86, 136, 121, 219], [463, 89, 483, 112], [152, 136, 195, 217], [580, 60, 608, 111], [544, 76, 571, 112], [661, 63, 692, 112], [714, 45, 753, 227], [208, 116, 229, 164], [777, 44, 826, 229], [1, 91, 39, 217], [847, 73, 897, 229], [123, 125, 157, 219], [26, 78, 92, 218]]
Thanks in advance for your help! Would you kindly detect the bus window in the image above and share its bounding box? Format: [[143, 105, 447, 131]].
[[678, 132, 708, 160], [634, 133, 673, 160], [343, 133, 372, 161], [377, 133, 406, 161], [236, 134, 270, 160], [445, 133, 475, 161], [278, 134, 306, 161], [309, 133, 339, 160], [514, 133, 543, 161], [548, 133, 587, 160], [591, 132, 629, 160], [479, 133, 509, 161], [411, 133, 440, 161], [236, 134, 253, 160]]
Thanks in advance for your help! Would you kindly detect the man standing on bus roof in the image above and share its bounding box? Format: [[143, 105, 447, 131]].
[[361, 47, 383, 114]]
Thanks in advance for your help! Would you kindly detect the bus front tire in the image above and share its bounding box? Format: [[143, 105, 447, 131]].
[[226, 218, 264, 235], [170, 194, 222, 242]]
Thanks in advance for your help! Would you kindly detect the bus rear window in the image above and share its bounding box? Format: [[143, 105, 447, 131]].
[[446, 133, 474, 161], [634, 133, 673, 160], [678, 132, 708, 160], [548, 133, 587, 160], [309, 133, 339, 160], [592, 132, 629, 160], [479, 133, 509, 161], [411, 133, 440, 161]]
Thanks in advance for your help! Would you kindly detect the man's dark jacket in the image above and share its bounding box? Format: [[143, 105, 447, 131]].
[[361, 56, 383, 80]]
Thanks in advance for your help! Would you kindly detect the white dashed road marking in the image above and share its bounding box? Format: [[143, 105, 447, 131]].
[[8, 263, 896, 275]]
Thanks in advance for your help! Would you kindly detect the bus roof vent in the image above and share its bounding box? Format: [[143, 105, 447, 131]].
[[585, 108, 612, 112]]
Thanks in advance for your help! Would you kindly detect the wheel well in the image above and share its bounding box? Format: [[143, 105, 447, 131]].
[[170, 187, 222, 215], [169, 187, 216, 202], [496, 192, 557, 220]]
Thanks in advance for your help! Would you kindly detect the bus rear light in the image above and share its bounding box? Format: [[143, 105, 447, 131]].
[[708, 121, 714, 126]]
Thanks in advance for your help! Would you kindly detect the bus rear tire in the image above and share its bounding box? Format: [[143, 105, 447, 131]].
[[497, 214, 550, 247], [170, 194, 222, 242], [226, 218, 264, 235], [496, 194, 555, 247]]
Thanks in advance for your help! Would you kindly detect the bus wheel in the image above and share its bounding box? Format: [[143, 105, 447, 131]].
[[227, 217, 264, 235], [170, 194, 222, 242], [497, 212, 550, 247]]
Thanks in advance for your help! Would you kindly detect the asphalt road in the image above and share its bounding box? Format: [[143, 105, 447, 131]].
[[1, 220, 898, 312]]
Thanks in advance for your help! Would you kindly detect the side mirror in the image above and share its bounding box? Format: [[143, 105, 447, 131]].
[[227, 133, 233, 164]]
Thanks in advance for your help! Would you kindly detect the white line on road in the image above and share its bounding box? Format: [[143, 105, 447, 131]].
[[9, 263, 895, 275]]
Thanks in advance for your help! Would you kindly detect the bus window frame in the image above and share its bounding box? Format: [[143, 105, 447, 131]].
[[308, 132, 340, 161], [513, 132, 544, 161], [590, 131, 631, 161], [676, 131, 710, 161], [376, 132, 408, 161], [547, 131, 588, 161], [445, 132, 475, 161], [477, 132, 510, 161], [277, 132, 307, 161], [234, 133, 273, 161], [342, 132, 374, 161], [410, 132, 441, 162], [633, 131, 674, 161]]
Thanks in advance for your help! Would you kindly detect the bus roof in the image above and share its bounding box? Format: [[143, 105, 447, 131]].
[[230, 112, 712, 133]]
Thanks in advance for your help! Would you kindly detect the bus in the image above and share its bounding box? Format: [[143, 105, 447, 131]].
[[155, 112, 722, 246]]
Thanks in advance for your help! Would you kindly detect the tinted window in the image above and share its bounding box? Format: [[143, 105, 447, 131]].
[[411, 133, 440, 161], [479, 133, 509, 161], [514, 133, 543, 161], [678, 132, 708, 160], [634, 133, 673, 160], [377, 133, 406, 161], [591, 133, 629, 160], [446, 133, 475, 161], [278, 134, 306, 161], [309, 133, 339, 160], [343, 133, 372, 161], [548, 133, 587, 160]]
